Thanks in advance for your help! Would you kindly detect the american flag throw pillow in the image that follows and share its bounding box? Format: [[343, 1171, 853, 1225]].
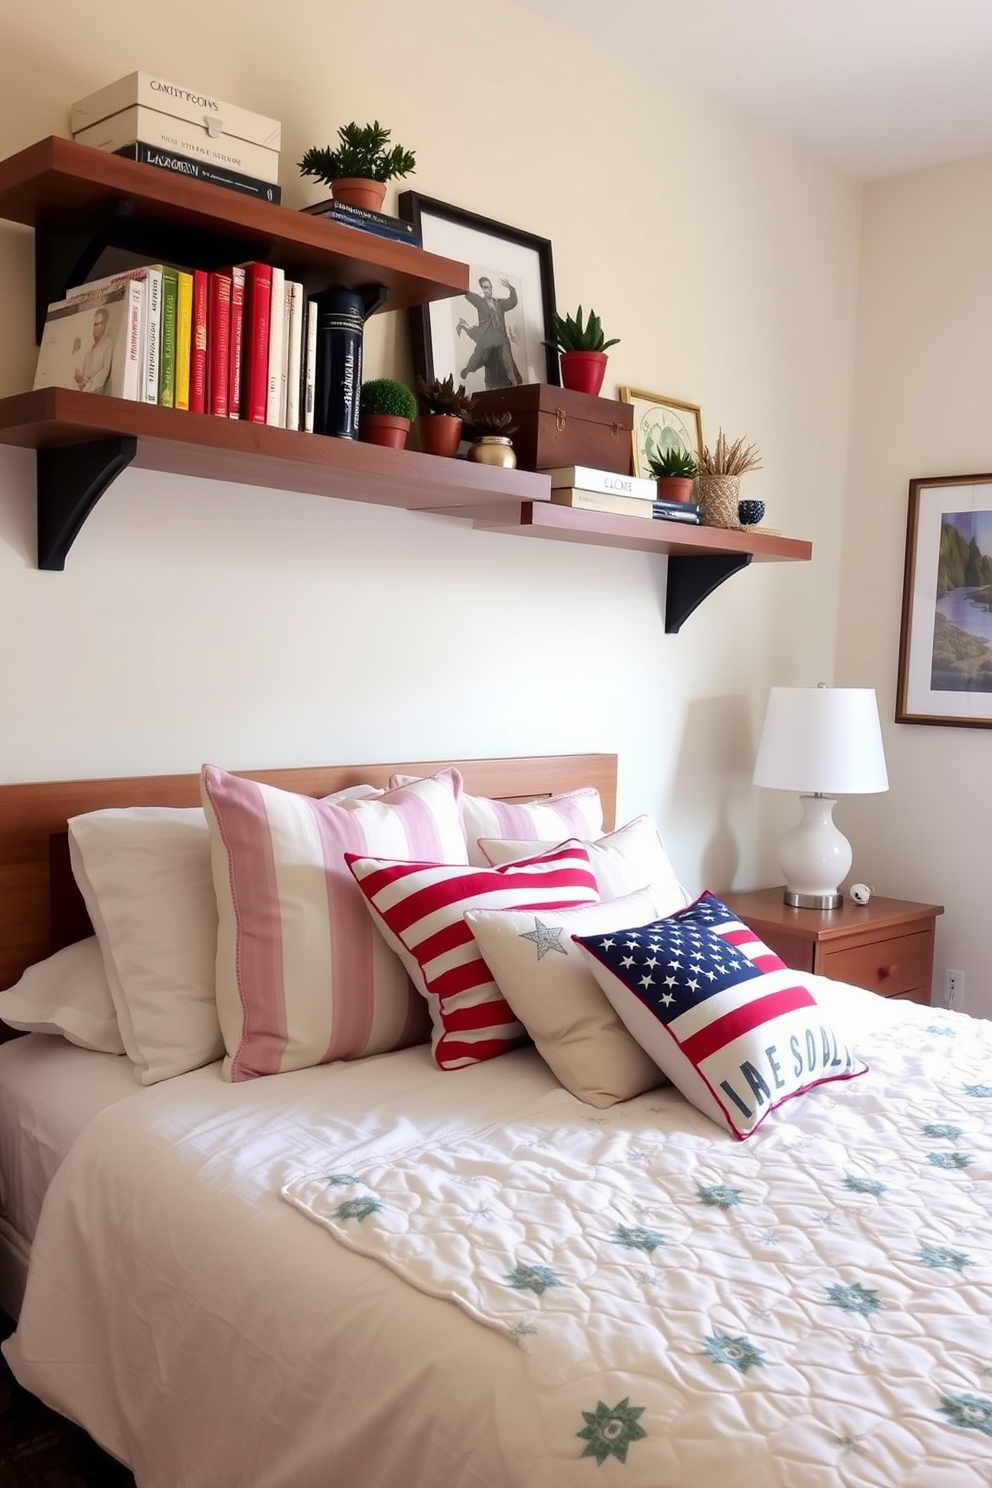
[[573, 891, 867, 1137], [346, 844, 600, 1070]]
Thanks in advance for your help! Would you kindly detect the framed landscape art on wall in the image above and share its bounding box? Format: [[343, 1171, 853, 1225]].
[[619, 388, 704, 480], [897, 472, 992, 726], [397, 192, 559, 394]]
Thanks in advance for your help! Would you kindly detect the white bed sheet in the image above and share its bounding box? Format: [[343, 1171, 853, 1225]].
[[4, 983, 990, 1488]]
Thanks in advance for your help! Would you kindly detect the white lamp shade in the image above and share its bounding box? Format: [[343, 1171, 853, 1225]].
[[753, 686, 889, 795]]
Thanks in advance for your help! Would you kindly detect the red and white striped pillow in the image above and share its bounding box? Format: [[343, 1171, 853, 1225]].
[[346, 844, 600, 1070], [201, 765, 468, 1081]]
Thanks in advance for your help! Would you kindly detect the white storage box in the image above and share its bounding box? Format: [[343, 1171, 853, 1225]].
[[70, 73, 281, 183]]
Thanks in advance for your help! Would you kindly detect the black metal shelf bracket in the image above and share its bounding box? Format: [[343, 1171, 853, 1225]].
[[665, 552, 752, 633], [37, 436, 137, 570]]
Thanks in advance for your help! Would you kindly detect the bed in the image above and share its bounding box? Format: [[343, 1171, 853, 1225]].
[[0, 753, 989, 1488]]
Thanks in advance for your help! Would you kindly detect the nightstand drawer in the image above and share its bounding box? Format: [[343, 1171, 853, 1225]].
[[818, 929, 933, 998]]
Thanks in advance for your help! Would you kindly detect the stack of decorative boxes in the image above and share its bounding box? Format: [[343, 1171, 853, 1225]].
[[70, 71, 282, 203]]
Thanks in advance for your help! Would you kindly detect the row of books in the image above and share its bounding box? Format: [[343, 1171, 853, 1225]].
[[541, 465, 704, 524], [33, 262, 318, 431]]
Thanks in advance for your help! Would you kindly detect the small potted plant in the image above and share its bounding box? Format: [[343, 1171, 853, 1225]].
[[696, 429, 762, 528], [416, 374, 475, 458], [298, 121, 416, 213], [464, 408, 518, 468], [544, 305, 620, 396], [647, 445, 698, 504], [359, 377, 419, 450]]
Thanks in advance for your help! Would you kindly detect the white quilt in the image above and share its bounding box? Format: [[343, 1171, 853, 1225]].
[[5, 981, 992, 1488]]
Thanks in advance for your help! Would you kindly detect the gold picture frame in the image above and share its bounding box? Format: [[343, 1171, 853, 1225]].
[[619, 387, 704, 480]]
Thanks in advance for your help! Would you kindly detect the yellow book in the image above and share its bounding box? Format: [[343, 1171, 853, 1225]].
[[174, 270, 194, 410]]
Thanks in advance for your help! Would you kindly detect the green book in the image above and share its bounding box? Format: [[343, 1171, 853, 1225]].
[[158, 266, 179, 408]]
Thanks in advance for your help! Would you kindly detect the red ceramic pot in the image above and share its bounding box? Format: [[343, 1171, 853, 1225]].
[[654, 476, 695, 504], [417, 413, 463, 457], [559, 350, 608, 397], [331, 178, 387, 212], [360, 414, 411, 449]]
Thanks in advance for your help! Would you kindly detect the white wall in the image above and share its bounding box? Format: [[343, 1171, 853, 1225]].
[[0, 0, 861, 902], [837, 152, 992, 1018]]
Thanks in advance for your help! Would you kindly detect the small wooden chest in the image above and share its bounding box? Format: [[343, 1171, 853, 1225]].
[[471, 384, 634, 475]]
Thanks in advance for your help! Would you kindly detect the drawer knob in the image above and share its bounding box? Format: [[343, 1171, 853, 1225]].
[[878, 963, 897, 981]]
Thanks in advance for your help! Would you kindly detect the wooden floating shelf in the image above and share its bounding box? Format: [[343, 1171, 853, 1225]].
[[0, 136, 468, 316]]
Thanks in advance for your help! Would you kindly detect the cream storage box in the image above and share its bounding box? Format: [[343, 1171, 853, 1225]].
[[70, 73, 281, 184]]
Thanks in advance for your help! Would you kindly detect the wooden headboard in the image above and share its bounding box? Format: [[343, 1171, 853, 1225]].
[[0, 753, 617, 994]]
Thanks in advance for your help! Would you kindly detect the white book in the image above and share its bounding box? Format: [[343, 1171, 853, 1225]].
[[542, 465, 657, 501], [284, 281, 304, 432], [277, 279, 292, 428], [34, 280, 143, 401], [265, 267, 286, 426], [549, 487, 655, 519], [144, 266, 163, 403], [303, 298, 317, 434], [66, 266, 152, 401], [72, 105, 281, 185]]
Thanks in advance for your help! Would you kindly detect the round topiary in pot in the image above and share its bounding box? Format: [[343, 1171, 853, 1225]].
[[359, 377, 419, 450]]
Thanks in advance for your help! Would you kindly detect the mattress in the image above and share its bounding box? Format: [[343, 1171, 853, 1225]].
[[0, 1034, 139, 1316], [5, 983, 992, 1487]]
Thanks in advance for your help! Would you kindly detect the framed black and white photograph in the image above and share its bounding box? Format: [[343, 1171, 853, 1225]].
[[897, 472, 992, 727], [619, 388, 704, 480], [397, 192, 559, 394]]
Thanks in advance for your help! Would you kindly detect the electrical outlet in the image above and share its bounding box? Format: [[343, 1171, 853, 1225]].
[[946, 969, 965, 1010]]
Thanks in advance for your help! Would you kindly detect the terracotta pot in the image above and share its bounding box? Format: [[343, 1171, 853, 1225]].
[[331, 177, 387, 212], [466, 435, 517, 468], [418, 413, 463, 458], [361, 413, 411, 450], [559, 350, 608, 397], [654, 475, 695, 504]]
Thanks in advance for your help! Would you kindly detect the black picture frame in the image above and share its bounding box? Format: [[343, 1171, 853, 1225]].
[[897, 472, 992, 727], [397, 192, 559, 392]]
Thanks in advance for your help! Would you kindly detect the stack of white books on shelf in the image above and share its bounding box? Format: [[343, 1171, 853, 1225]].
[[542, 465, 703, 523], [69, 72, 282, 203]]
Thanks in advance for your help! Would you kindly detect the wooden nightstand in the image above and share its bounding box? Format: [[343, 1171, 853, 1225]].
[[721, 888, 944, 1005]]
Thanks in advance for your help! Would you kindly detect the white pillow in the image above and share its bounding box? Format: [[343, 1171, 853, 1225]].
[[480, 815, 690, 914], [389, 775, 603, 867], [464, 889, 669, 1107], [0, 936, 125, 1054], [68, 807, 222, 1084], [66, 785, 385, 1086]]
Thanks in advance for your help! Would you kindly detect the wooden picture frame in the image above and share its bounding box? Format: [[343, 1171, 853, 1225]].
[[397, 192, 559, 393], [897, 472, 992, 727], [619, 387, 703, 480]]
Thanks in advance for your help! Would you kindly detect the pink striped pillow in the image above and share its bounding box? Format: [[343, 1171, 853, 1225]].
[[200, 765, 468, 1081], [389, 775, 603, 866], [345, 844, 599, 1070]]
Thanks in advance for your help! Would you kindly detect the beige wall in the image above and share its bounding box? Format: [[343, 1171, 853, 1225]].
[[0, 1, 861, 903], [837, 152, 992, 1017]]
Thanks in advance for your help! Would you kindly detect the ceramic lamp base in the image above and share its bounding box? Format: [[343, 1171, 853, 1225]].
[[778, 794, 851, 911]]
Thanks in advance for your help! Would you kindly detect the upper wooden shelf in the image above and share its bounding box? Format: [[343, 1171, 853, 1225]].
[[0, 136, 468, 314]]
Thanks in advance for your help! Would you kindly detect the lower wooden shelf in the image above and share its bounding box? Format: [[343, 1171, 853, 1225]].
[[431, 499, 813, 632]]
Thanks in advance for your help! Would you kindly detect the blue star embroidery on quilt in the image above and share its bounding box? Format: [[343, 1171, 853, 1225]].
[[826, 1282, 881, 1316], [577, 1398, 648, 1463], [940, 1393, 992, 1436], [504, 1263, 562, 1296], [703, 1332, 765, 1374], [334, 1197, 382, 1222], [611, 1224, 665, 1253]]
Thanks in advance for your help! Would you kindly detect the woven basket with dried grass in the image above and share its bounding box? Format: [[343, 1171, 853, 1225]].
[[697, 430, 762, 528]]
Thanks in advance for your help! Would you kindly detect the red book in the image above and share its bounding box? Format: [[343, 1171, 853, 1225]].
[[241, 262, 273, 425], [227, 265, 246, 419], [207, 271, 232, 418], [189, 269, 208, 414]]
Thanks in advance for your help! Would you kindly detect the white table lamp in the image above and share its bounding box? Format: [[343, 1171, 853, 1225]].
[[752, 685, 889, 909]]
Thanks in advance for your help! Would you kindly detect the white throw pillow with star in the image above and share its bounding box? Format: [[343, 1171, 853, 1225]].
[[464, 888, 671, 1107]]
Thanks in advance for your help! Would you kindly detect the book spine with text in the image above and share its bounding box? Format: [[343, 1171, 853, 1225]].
[[543, 465, 658, 500], [174, 270, 193, 410], [189, 269, 208, 414], [302, 198, 418, 235], [315, 207, 421, 247], [241, 263, 272, 425], [653, 499, 703, 520], [158, 266, 179, 407], [122, 279, 144, 401], [145, 266, 163, 403], [226, 266, 246, 419], [284, 281, 304, 432], [207, 271, 233, 417], [266, 266, 286, 426], [549, 487, 654, 519], [303, 298, 317, 433], [113, 142, 281, 203]]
